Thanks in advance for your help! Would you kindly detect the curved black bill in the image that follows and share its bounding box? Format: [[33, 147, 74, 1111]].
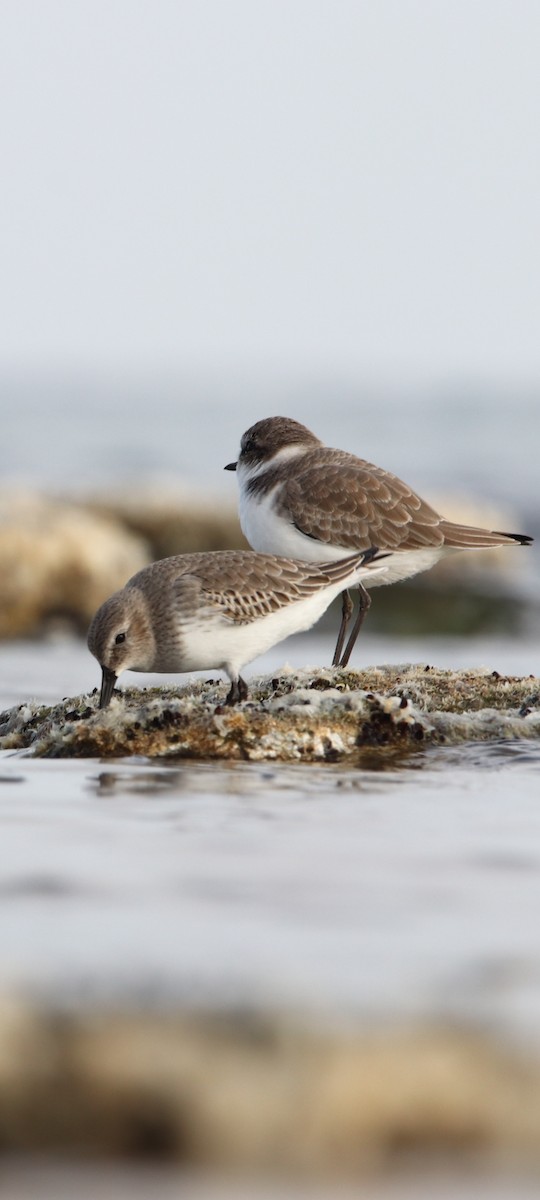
[[99, 666, 117, 709], [224, 461, 237, 471]]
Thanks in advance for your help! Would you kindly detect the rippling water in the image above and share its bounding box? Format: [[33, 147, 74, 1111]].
[[2, 742, 540, 1040], [1, 632, 539, 1047]]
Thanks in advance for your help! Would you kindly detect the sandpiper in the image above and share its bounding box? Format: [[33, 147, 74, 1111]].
[[87, 547, 386, 708], [225, 416, 533, 666]]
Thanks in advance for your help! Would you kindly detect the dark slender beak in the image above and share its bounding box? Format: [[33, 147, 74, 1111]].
[[224, 461, 237, 472], [99, 666, 117, 709]]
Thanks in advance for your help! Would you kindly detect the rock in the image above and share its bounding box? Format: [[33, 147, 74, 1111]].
[[0, 998, 539, 1169], [83, 483, 246, 557], [0, 491, 149, 638], [1, 665, 539, 759]]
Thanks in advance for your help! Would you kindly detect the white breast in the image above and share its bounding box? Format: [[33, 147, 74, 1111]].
[[237, 470, 451, 584], [238, 474, 348, 563], [176, 577, 360, 676]]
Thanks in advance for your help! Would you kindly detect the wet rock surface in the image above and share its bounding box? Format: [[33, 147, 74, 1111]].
[[2, 665, 539, 759]]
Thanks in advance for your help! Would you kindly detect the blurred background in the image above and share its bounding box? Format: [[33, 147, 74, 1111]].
[[0, 0, 538, 652], [1, 5, 540, 1196]]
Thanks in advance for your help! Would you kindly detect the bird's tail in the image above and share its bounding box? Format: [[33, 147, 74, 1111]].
[[492, 530, 533, 546], [439, 522, 533, 549]]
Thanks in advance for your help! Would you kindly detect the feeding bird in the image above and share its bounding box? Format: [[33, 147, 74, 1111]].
[[88, 547, 387, 707]]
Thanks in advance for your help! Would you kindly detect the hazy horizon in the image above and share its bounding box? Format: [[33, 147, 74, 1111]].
[[1, 0, 540, 388]]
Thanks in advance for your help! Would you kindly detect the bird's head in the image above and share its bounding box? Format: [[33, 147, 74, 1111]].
[[225, 416, 321, 475], [87, 588, 155, 707]]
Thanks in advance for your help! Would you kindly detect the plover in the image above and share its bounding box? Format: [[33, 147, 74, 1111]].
[[225, 416, 533, 666], [87, 548, 386, 708]]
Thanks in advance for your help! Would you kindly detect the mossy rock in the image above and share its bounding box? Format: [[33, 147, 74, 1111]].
[[1, 665, 539, 761]]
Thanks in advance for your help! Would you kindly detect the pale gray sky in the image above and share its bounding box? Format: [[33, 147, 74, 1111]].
[[1, 0, 539, 384]]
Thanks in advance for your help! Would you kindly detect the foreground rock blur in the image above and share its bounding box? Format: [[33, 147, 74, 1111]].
[[1, 665, 539, 759], [1, 996, 540, 1171]]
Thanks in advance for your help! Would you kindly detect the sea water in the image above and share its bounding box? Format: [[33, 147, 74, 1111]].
[[1, 630, 539, 1044]]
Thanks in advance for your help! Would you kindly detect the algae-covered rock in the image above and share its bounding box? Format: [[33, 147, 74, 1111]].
[[1, 665, 539, 760]]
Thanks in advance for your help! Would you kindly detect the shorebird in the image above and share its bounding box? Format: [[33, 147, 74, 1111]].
[[225, 416, 533, 666], [87, 547, 386, 708]]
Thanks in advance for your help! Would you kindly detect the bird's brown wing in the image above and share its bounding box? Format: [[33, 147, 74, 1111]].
[[171, 549, 374, 625], [278, 450, 444, 551]]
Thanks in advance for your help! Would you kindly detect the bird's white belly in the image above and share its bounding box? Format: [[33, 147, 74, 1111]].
[[371, 545, 456, 584], [238, 486, 348, 563], [238, 487, 450, 584], [178, 583, 352, 675]]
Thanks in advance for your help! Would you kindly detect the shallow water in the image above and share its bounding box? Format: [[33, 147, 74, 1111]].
[[1, 741, 540, 1041], [1, 633, 540, 1045]]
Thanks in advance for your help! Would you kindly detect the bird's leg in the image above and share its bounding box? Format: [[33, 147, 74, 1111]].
[[332, 588, 354, 666], [338, 584, 371, 667], [225, 675, 249, 705]]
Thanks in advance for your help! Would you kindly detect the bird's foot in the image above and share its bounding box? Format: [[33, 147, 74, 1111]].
[[225, 676, 249, 705]]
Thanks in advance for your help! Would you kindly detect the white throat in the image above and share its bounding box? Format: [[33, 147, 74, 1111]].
[[237, 442, 310, 482]]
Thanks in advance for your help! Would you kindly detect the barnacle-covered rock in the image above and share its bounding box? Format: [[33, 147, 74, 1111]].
[[1, 665, 539, 760]]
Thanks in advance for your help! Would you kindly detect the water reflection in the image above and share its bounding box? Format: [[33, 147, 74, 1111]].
[[84, 736, 540, 806], [424, 740, 540, 772], [92, 767, 189, 796], [86, 748, 434, 801]]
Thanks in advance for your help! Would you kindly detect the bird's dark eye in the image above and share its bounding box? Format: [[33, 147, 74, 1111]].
[[242, 436, 256, 455], [115, 632, 126, 645]]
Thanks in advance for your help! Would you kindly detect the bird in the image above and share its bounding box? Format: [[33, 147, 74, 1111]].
[[225, 416, 533, 667], [87, 547, 387, 708]]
